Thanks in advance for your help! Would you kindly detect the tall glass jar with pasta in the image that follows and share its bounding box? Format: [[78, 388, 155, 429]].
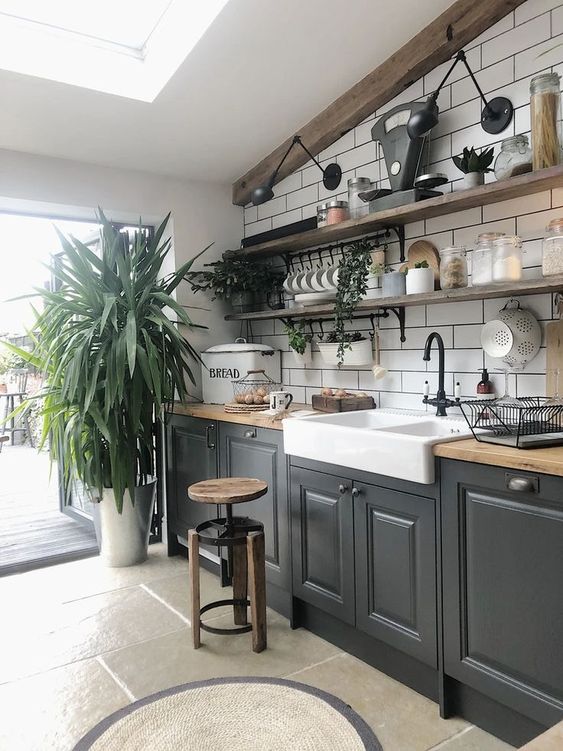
[[530, 72, 562, 170]]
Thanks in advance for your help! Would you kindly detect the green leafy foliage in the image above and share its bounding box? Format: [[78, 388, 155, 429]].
[[413, 260, 429, 269], [185, 257, 284, 300], [284, 322, 312, 355], [4, 210, 202, 513], [334, 239, 373, 365], [452, 146, 495, 174], [325, 331, 365, 344]]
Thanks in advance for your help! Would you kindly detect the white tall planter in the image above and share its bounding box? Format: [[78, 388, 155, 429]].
[[318, 339, 373, 367], [93, 480, 156, 567], [406, 267, 435, 295], [291, 343, 312, 367]]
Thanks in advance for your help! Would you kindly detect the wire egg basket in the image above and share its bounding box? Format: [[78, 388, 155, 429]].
[[232, 369, 281, 406]]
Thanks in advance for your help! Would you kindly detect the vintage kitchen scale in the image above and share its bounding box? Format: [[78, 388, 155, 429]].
[[361, 101, 448, 212]]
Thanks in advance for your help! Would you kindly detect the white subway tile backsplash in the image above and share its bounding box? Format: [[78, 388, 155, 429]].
[[482, 13, 550, 67], [241, 0, 556, 406]]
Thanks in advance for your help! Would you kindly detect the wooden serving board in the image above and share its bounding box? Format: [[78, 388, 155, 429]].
[[312, 394, 375, 413], [546, 319, 563, 396], [400, 240, 440, 289]]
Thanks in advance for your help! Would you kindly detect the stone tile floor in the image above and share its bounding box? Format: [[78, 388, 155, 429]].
[[0, 544, 515, 751]]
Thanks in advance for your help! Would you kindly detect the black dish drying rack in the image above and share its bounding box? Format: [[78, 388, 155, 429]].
[[459, 397, 563, 449]]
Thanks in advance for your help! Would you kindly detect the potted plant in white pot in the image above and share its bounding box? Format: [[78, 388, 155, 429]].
[[7, 211, 202, 567], [453, 146, 495, 189], [284, 322, 312, 366], [405, 260, 435, 294], [318, 331, 372, 367]]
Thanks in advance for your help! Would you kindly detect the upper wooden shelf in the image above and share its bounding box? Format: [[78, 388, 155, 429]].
[[224, 275, 563, 322], [228, 165, 563, 260]]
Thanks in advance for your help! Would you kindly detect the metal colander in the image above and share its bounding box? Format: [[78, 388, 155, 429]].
[[481, 299, 541, 368]]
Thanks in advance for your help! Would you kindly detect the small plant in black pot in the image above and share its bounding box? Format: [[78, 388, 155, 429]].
[[452, 146, 494, 189]]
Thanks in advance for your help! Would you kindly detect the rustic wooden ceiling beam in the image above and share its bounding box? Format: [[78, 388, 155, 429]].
[[232, 0, 526, 207]]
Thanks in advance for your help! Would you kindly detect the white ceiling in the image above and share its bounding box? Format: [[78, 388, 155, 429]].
[[0, 0, 455, 183]]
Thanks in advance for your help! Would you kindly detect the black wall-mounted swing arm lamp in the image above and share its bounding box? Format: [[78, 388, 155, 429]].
[[251, 135, 342, 206], [407, 50, 513, 139]]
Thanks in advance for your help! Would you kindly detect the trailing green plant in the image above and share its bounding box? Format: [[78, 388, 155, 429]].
[[185, 257, 284, 301], [284, 322, 312, 355], [325, 330, 365, 344], [452, 146, 495, 175], [4, 211, 203, 513], [334, 239, 373, 364]]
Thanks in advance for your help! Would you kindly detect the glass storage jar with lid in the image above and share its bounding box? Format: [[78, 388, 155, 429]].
[[348, 177, 372, 219], [440, 247, 468, 289], [472, 232, 505, 286], [493, 135, 532, 180], [317, 203, 329, 228], [542, 218, 563, 276], [326, 200, 349, 225], [530, 72, 562, 170], [492, 235, 523, 283]]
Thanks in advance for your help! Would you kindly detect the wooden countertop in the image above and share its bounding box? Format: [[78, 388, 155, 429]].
[[169, 402, 317, 431], [434, 439, 563, 478]]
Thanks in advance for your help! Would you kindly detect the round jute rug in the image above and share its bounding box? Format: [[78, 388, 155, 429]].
[[74, 676, 382, 751]]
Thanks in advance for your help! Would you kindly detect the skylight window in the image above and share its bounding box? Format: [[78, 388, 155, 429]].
[[0, 0, 229, 101]]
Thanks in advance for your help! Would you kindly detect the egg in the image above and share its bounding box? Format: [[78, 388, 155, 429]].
[[321, 387, 333, 396], [256, 387, 267, 397], [263, 395, 271, 404], [356, 392, 367, 397], [253, 395, 264, 405], [244, 394, 255, 405], [235, 394, 245, 404], [335, 389, 347, 398]]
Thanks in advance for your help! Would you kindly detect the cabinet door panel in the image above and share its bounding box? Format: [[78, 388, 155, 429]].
[[442, 460, 563, 727], [165, 415, 218, 534], [219, 424, 288, 590], [355, 482, 437, 667], [291, 467, 355, 624]]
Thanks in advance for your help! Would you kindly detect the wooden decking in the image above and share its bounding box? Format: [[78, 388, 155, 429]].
[[0, 445, 98, 576]]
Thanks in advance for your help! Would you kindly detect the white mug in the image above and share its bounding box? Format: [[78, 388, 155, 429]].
[[270, 390, 293, 413]]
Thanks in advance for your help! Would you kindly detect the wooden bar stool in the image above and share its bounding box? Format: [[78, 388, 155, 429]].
[[187, 477, 268, 653]]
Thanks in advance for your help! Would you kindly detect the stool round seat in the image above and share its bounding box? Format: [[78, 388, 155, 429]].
[[187, 477, 268, 505]]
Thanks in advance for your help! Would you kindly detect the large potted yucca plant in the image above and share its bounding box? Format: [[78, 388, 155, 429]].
[[8, 211, 202, 566]]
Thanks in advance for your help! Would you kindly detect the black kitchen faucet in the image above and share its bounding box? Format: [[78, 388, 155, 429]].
[[422, 332, 460, 417]]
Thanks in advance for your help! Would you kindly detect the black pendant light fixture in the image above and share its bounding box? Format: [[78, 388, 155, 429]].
[[407, 50, 513, 139], [251, 135, 342, 206]]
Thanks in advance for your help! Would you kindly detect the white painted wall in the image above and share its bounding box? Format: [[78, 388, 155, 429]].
[[243, 0, 563, 408], [0, 148, 243, 398]]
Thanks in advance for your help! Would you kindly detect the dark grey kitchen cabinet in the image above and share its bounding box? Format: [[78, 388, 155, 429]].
[[441, 459, 563, 729], [354, 481, 437, 668], [218, 423, 289, 591], [291, 466, 355, 624], [165, 414, 218, 538]]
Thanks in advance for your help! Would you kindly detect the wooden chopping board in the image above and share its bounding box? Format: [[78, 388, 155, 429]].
[[546, 319, 563, 396], [400, 240, 440, 289]]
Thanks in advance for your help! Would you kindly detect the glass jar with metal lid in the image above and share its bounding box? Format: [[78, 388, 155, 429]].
[[317, 203, 329, 228], [472, 232, 505, 286], [542, 218, 563, 276], [326, 200, 349, 225], [492, 235, 523, 283], [347, 177, 372, 219], [530, 72, 562, 170], [440, 247, 468, 289], [493, 135, 532, 180]]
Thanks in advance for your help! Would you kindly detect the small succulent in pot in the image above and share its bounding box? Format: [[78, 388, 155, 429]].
[[405, 260, 435, 295], [453, 146, 495, 189]]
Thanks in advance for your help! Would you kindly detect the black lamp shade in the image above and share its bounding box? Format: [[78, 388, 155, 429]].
[[323, 163, 342, 191], [251, 184, 275, 206], [407, 96, 440, 139]]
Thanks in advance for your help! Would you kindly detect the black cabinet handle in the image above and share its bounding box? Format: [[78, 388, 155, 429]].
[[206, 424, 215, 450], [506, 474, 538, 493], [338, 484, 348, 494], [351, 487, 361, 497]]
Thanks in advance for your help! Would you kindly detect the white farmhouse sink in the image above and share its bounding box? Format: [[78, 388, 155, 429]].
[[282, 408, 472, 484]]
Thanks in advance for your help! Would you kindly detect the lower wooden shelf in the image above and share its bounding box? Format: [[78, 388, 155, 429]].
[[224, 275, 563, 322]]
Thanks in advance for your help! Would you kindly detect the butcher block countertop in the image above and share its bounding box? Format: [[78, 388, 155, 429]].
[[434, 438, 563, 478], [170, 402, 317, 431]]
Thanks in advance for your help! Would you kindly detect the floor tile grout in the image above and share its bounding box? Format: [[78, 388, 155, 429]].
[[96, 655, 136, 703], [282, 651, 345, 679], [426, 724, 475, 749], [140, 582, 191, 625]]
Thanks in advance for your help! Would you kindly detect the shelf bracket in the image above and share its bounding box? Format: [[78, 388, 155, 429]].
[[385, 224, 406, 263], [385, 306, 406, 342]]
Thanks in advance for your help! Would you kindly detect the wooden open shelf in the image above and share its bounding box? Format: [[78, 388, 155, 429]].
[[225, 275, 563, 322], [227, 165, 563, 260]]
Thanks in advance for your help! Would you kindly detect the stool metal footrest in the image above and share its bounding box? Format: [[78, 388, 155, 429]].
[[200, 599, 252, 635], [195, 516, 263, 546]]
